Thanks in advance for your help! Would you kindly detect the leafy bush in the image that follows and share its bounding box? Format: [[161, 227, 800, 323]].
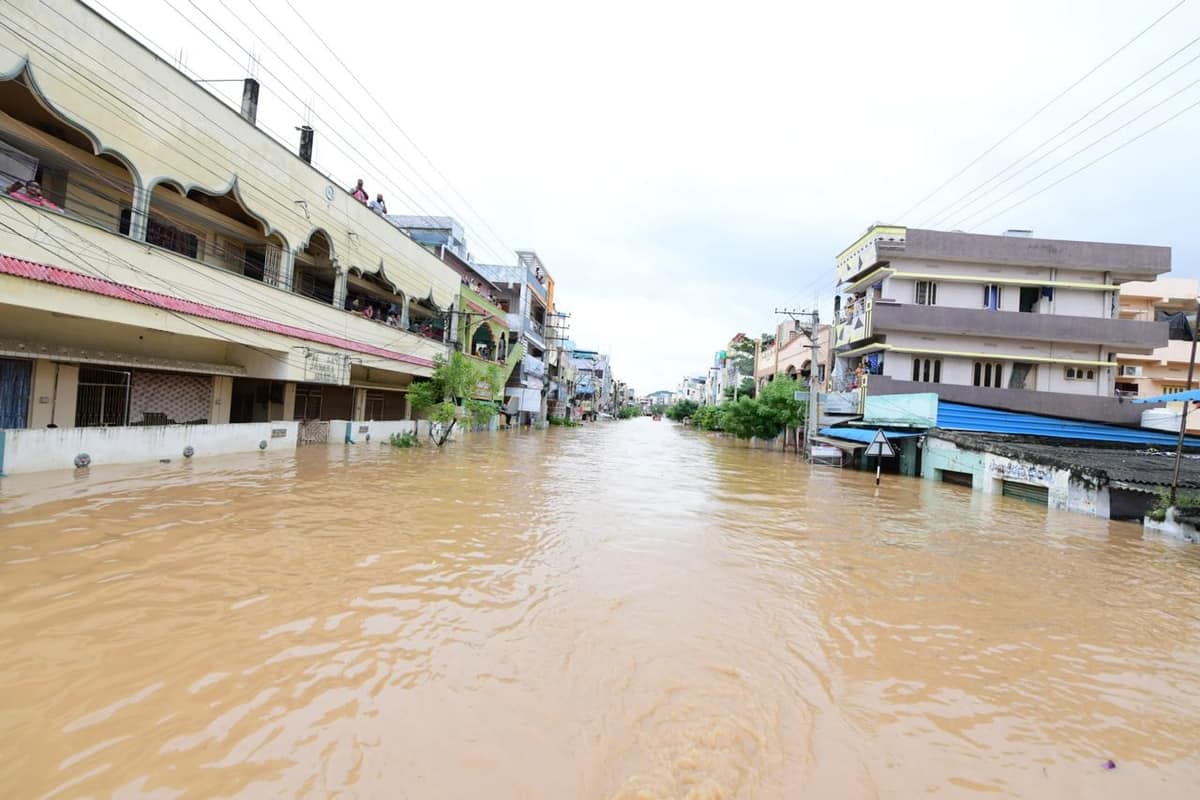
[[1148, 487, 1200, 521], [618, 405, 641, 419], [666, 399, 699, 421], [409, 353, 503, 446], [721, 395, 785, 440], [388, 431, 420, 448], [549, 416, 580, 427]]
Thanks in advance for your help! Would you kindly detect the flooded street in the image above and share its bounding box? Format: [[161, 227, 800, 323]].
[[2, 419, 1200, 798]]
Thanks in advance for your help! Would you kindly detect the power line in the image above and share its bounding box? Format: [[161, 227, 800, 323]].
[[953, 78, 1200, 229], [967, 95, 1200, 231], [279, 0, 518, 265], [922, 35, 1200, 228], [893, 0, 1190, 222]]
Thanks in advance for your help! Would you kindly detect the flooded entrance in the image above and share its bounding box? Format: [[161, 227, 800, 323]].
[[2, 420, 1199, 797]]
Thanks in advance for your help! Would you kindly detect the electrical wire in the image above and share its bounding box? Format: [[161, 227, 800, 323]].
[[922, 35, 1200, 228], [892, 0, 1191, 222], [966, 94, 1200, 231], [952, 78, 1200, 229]]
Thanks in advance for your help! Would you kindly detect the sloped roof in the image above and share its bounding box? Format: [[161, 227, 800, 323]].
[[0, 254, 434, 368]]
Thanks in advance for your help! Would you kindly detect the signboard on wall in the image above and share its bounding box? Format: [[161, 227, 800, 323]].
[[863, 392, 938, 428], [304, 350, 349, 385]]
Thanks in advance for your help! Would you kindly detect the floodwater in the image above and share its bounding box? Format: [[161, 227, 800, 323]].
[[2, 421, 1200, 799]]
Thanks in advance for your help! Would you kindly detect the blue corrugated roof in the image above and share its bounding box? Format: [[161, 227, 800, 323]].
[[936, 401, 1200, 447], [819, 427, 922, 444], [1133, 389, 1200, 404]]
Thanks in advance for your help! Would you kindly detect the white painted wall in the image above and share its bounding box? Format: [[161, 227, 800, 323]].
[[0, 421, 298, 475], [325, 419, 419, 444]]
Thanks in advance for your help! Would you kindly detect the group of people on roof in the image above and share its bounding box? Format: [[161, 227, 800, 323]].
[[350, 178, 387, 215]]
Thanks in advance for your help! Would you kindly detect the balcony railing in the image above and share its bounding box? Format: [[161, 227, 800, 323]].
[[460, 285, 508, 324]]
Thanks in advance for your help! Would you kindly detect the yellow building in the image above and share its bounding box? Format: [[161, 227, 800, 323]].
[[0, 0, 462, 471], [1117, 278, 1200, 431]]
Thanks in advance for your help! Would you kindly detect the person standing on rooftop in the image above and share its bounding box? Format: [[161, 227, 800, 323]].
[[350, 179, 367, 204], [368, 193, 387, 215]]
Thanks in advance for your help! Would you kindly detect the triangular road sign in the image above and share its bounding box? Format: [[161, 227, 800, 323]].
[[864, 429, 895, 457]]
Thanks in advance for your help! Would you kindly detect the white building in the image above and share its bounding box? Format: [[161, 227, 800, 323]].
[[832, 226, 1170, 424]]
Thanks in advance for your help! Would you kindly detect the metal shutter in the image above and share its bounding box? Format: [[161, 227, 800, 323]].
[[941, 470, 973, 487], [1002, 480, 1049, 505]]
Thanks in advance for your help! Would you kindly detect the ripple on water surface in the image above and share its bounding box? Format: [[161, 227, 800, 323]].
[[2, 420, 1200, 798]]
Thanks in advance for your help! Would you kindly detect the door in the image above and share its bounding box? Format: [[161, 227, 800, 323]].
[[0, 358, 32, 429], [1002, 480, 1049, 505]]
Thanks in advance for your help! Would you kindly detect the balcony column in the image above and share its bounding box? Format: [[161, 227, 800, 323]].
[[128, 184, 151, 241], [277, 247, 296, 291], [332, 263, 348, 309], [400, 299, 410, 330]]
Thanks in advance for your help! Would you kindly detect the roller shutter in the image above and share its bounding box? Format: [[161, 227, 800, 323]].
[[1001, 481, 1049, 505]]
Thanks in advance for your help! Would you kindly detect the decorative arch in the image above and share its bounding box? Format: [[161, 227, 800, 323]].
[[300, 227, 337, 262], [470, 321, 497, 360], [144, 174, 283, 243], [2, 60, 145, 194], [785, 364, 797, 379]]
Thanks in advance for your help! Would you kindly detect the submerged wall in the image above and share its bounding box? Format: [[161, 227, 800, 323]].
[[0, 421, 297, 474]]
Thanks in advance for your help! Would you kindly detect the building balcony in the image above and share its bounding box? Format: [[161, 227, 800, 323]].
[[848, 301, 1166, 352], [0, 198, 448, 382], [1121, 337, 1200, 367], [460, 285, 509, 326]]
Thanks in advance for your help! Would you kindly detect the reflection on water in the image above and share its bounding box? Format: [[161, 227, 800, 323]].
[[2, 420, 1199, 798]]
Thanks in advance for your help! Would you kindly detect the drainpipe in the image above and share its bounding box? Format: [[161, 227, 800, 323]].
[[1168, 302, 1200, 506]]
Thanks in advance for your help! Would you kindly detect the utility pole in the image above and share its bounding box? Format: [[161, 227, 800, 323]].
[[1168, 302, 1200, 506], [775, 308, 820, 457]]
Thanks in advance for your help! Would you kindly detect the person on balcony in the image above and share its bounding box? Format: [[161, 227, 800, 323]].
[[350, 179, 368, 204], [8, 180, 61, 212], [368, 193, 387, 214]]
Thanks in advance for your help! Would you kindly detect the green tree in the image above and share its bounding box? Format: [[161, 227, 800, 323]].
[[649, 403, 667, 415], [408, 353, 503, 446], [666, 399, 699, 421], [618, 405, 640, 419], [720, 396, 785, 440], [758, 376, 806, 430], [692, 404, 724, 431], [723, 376, 757, 400]]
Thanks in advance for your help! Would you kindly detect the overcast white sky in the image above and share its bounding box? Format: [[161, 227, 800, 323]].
[[97, 0, 1200, 394]]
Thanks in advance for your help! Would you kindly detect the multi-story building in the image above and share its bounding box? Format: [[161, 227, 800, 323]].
[[0, 1, 463, 471], [475, 251, 554, 424], [755, 320, 829, 392], [831, 225, 1170, 424], [1116, 278, 1200, 430]]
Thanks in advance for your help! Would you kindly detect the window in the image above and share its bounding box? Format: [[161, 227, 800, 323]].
[[1019, 286, 1040, 313], [973, 361, 1004, 388], [119, 209, 201, 259], [1162, 385, 1185, 395], [1008, 362, 1035, 390], [1064, 367, 1097, 381], [911, 357, 941, 383], [982, 284, 1002, 310], [915, 281, 937, 305], [75, 367, 130, 427]]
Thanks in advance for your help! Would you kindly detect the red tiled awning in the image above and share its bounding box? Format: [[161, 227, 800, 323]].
[[0, 254, 435, 368]]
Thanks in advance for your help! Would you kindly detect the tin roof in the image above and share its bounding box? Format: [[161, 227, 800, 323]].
[[0, 254, 434, 368]]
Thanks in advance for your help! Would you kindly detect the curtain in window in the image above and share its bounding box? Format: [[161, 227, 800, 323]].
[[0, 358, 32, 429]]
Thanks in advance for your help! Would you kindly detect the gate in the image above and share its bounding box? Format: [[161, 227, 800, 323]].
[[297, 419, 329, 445]]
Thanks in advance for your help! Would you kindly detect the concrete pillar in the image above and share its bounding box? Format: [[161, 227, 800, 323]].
[[278, 248, 296, 292], [332, 266, 348, 309], [281, 382, 297, 421], [52, 364, 78, 427], [402, 392, 412, 420], [352, 387, 367, 421], [400, 298, 410, 330], [128, 184, 151, 241], [28, 359, 58, 428], [209, 375, 233, 424]]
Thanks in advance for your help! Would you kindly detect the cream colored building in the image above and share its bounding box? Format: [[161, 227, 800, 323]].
[[755, 320, 829, 392], [0, 0, 462, 471], [1117, 278, 1200, 431]]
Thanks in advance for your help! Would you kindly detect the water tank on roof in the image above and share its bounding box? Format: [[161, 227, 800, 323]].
[[1141, 408, 1181, 432]]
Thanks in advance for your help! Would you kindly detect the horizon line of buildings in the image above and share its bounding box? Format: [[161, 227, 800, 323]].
[[0, 0, 630, 475]]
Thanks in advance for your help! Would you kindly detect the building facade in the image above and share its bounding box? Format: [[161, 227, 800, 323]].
[[0, 0, 466, 471], [831, 225, 1170, 424], [755, 320, 829, 392]]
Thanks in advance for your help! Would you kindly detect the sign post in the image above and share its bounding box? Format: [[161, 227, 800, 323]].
[[864, 429, 895, 486]]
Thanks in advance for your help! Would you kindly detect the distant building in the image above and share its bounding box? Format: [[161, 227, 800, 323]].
[[1116, 277, 1200, 431], [755, 320, 830, 392], [831, 225, 1170, 425]]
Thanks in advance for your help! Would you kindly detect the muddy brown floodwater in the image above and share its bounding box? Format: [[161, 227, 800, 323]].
[[2, 419, 1200, 798]]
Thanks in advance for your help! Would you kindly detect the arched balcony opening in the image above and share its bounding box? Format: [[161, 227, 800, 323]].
[[293, 230, 336, 305], [470, 322, 496, 361], [345, 268, 405, 328], [408, 294, 446, 342], [0, 71, 136, 232], [137, 181, 285, 285]]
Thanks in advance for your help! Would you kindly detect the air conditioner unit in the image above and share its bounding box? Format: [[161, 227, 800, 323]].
[[1119, 365, 1142, 377]]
